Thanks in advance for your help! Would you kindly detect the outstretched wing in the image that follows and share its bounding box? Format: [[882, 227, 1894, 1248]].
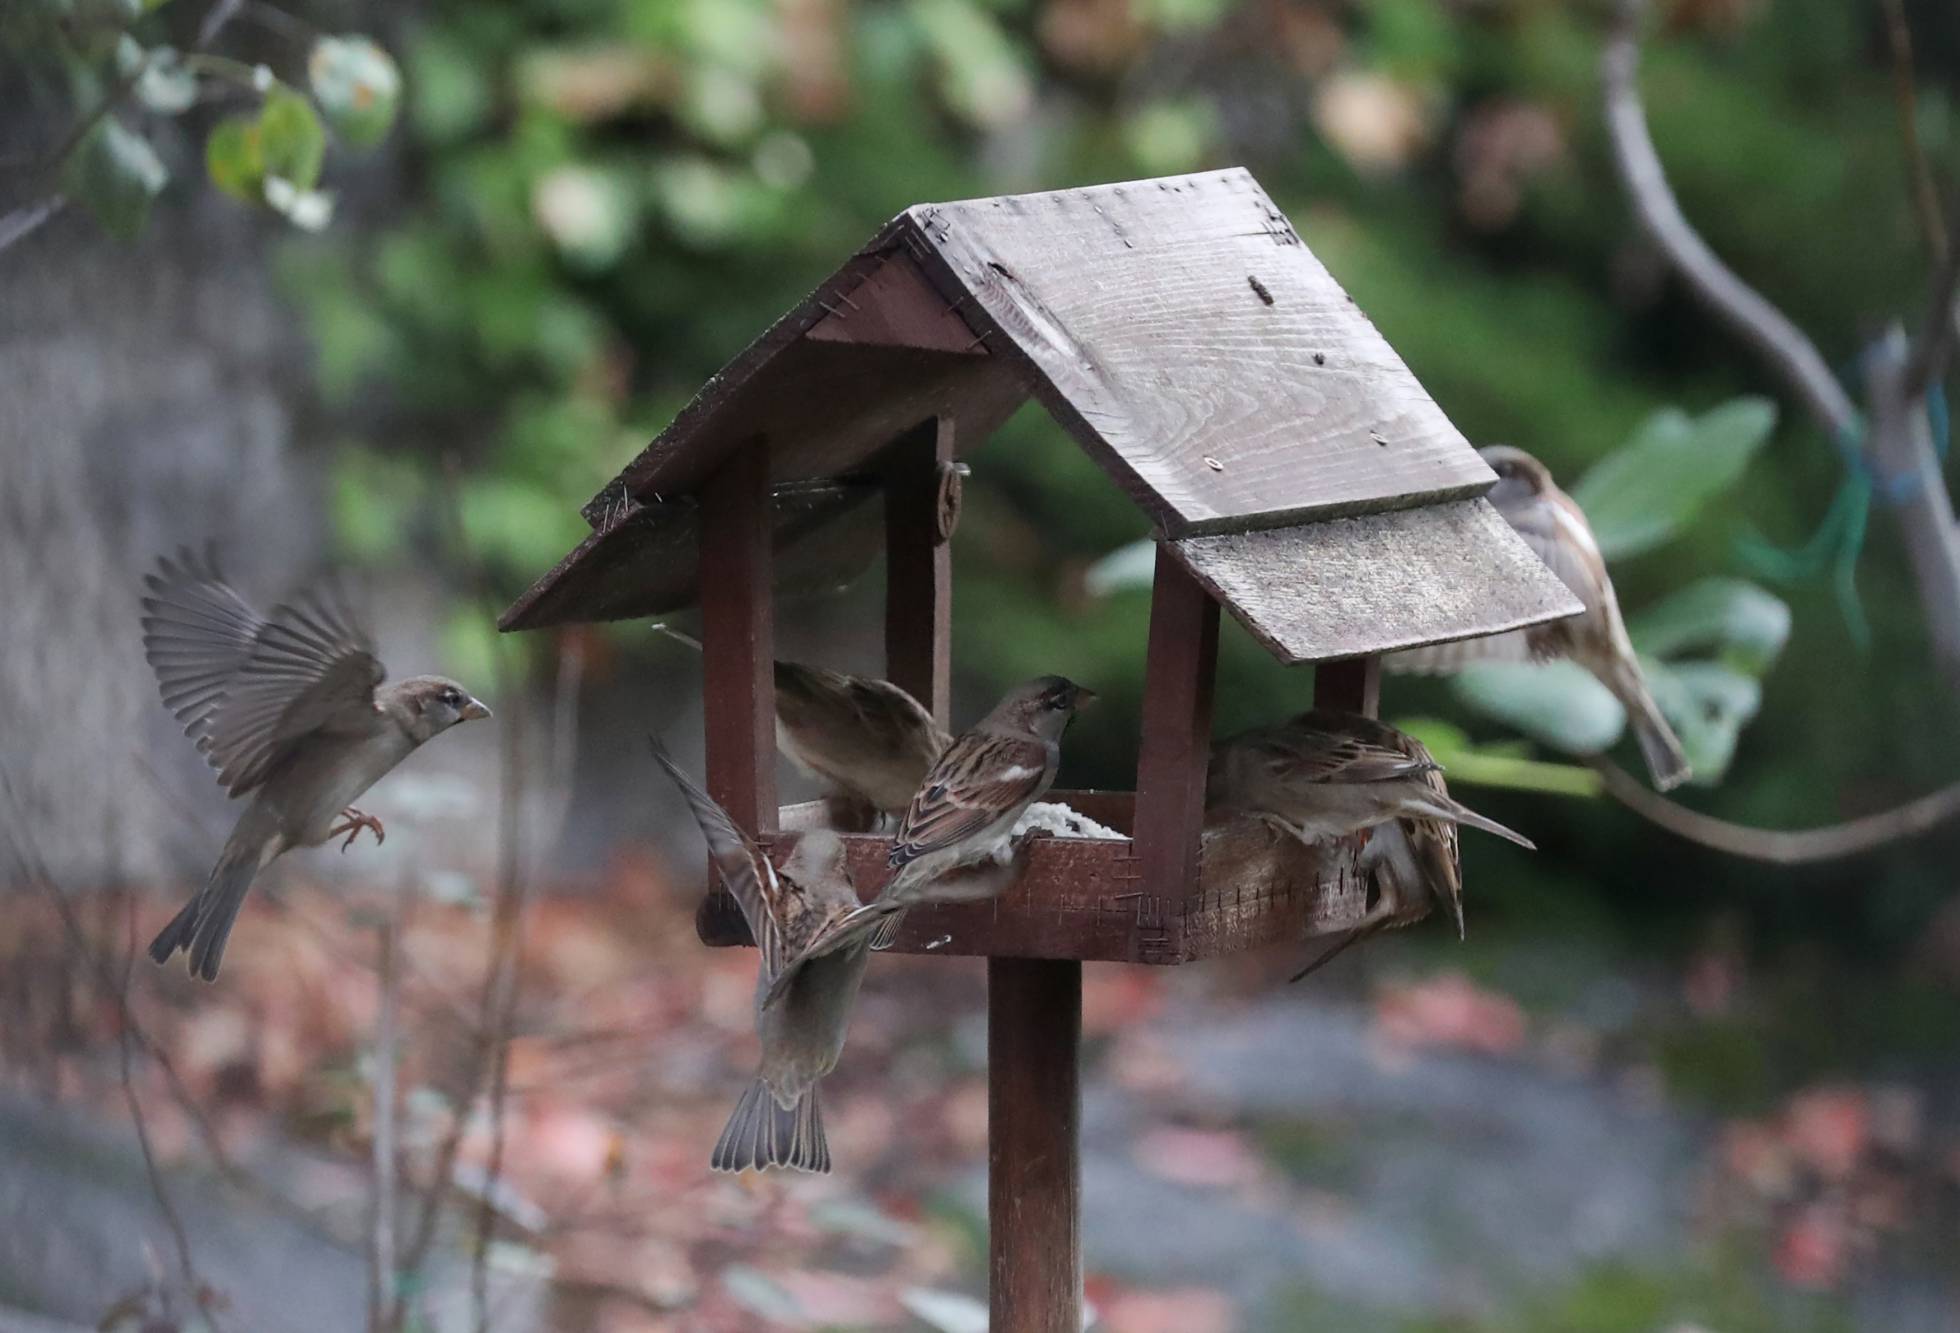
[[649, 739, 785, 974], [142, 550, 385, 796], [888, 730, 1050, 870]]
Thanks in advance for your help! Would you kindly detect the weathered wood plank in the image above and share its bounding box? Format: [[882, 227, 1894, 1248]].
[[1169, 498, 1583, 664], [1132, 547, 1219, 900], [883, 417, 955, 726], [988, 957, 1082, 1333], [902, 169, 1493, 535], [696, 441, 775, 947], [1314, 656, 1381, 716], [805, 252, 986, 355]]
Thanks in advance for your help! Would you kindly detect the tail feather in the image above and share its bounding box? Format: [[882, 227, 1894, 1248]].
[[1619, 679, 1692, 792], [151, 837, 262, 982], [1419, 796, 1535, 851], [711, 1080, 829, 1174]]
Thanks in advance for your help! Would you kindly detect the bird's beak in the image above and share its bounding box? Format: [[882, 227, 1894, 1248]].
[[1072, 687, 1099, 710], [461, 698, 492, 721]]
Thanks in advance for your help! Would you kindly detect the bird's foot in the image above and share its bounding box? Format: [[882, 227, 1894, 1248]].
[[329, 808, 386, 852]]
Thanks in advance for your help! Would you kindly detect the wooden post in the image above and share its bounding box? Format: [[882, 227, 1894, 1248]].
[[1132, 547, 1221, 897], [988, 956, 1082, 1331], [696, 438, 775, 945], [1313, 655, 1381, 718], [883, 416, 955, 727]]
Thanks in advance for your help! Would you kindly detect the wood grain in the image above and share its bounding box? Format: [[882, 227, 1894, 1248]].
[[901, 168, 1493, 536], [1132, 547, 1219, 899], [988, 957, 1082, 1333], [1314, 656, 1381, 715], [883, 417, 954, 726], [696, 440, 774, 947], [1169, 498, 1583, 664]]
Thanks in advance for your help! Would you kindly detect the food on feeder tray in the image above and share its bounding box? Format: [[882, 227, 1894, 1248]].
[[762, 675, 1096, 1010], [1207, 710, 1534, 967], [651, 623, 952, 827], [650, 739, 869, 1175], [1389, 444, 1692, 792], [1012, 800, 1124, 842]]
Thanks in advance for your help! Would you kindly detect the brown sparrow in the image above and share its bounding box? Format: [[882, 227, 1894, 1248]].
[[651, 625, 949, 822], [140, 547, 490, 980], [762, 675, 1095, 1009], [1395, 445, 1691, 791], [650, 740, 865, 1174]]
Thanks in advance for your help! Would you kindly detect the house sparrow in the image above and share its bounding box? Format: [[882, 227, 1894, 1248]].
[[1393, 445, 1691, 791], [1208, 710, 1532, 854], [140, 547, 490, 981], [650, 625, 949, 822], [1210, 711, 1531, 981], [649, 740, 866, 1174], [762, 675, 1096, 1009]]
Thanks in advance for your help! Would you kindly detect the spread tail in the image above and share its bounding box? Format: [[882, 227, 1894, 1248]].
[[711, 1080, 829, 1174], [150, 835, 263, 982]]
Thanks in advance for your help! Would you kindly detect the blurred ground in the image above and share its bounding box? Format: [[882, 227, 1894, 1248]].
[[2, 842, 1955, 1332]]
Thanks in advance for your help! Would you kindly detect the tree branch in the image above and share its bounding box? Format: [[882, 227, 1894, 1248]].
[[1601, 0, 1858, 439], [1594, 758, 1960, 863], [1879, 0, 1946, 265], [1864, 326, 1960, 686]]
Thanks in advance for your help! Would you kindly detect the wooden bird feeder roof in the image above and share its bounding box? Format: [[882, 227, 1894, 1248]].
[[498, 167, 1577, 658]]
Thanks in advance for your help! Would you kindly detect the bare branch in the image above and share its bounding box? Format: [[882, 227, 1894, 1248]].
[[0, 196, 67, 255], [1601, 0, 1858, 439], [1594, 758, 1960, 863], [1864, 327, 1960, 685], [1903, 221, 1960, 400], [1879, 0, 1946, 265]]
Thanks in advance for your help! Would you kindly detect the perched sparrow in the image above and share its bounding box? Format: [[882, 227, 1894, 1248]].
[[649, 740, 865, 1174], [651, 625, 949, 821], [763, 675, 1095, 1009], [140, 547, 490, 981], [1208, 710, 1532, 854], [1394, 445, 1691, 791], [1211, 711, 1530, 981]]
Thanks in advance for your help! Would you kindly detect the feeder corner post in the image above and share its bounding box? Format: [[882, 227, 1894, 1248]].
[[1313, 654, 1382, 718], [883, 414, 956, 727], [695, 436, 776, 945]]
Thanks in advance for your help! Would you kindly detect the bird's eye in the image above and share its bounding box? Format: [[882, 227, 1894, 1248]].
[[440, 688, 462, 708]]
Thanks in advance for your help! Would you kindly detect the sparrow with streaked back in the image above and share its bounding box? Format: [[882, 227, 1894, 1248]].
[[651, 625, 950, 823], [1393, 445, 1691, 791], [762, 674, 1095, 1009], [1209, 711, 1531, 980], [650, 740, 866, 1174], [140, 547, 490, 981]]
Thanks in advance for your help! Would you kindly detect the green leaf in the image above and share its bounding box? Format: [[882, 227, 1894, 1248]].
[[258, 86, 326, 189], [309, 35, 401, 150], [205, 114, 262, 200], [1449, 659, 1627, 756], [1625, 577, 1792, 675], [1642, 660, 1762, 785], [1569, 397, 1778, 559], [1395, 717, 1604, 797], [1084, 538, 1156, 596], [118, 36, 197, 113], [64, 117, 166, 239]]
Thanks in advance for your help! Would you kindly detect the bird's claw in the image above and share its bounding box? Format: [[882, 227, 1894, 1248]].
[[329, 809, 386, 852]]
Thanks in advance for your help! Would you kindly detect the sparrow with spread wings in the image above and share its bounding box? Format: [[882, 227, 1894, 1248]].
[[140, 547, 490, 980], [1394, 445, 1691, 791], [650, 740, 867, 1174], [761, 674, 1095, 1011]]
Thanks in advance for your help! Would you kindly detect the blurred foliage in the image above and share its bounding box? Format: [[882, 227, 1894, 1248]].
[[3, 0, 399, 233]]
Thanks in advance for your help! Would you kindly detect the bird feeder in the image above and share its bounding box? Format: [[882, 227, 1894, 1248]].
[[499, 168, 1579, 1330]]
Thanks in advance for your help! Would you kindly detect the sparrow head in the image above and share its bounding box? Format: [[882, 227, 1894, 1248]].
[[781, 828, 849, 887], [1478, 444, 1556, 508], [997, 674, 1097, 741], [392, 675, 492, 742]]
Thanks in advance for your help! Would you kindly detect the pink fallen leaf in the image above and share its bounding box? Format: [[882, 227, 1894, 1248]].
[[1134, 1126, 1263, 1190], [1774, 1201, 1848, 1288], [1784, 1085, 1869, 1181], [1373, 971, 1527, 1055], [1101, 1285, 1237, 1333]]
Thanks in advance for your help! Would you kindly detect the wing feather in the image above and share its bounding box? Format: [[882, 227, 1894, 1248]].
[[888, 731, 1051, 869]]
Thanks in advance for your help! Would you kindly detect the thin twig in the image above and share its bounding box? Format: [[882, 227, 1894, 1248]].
[[1903, 212, 1960, 400], [1593, 758, 1960, 863], [1600, 0, 1858, 439], [368, 911, 400, 1333], [1879, 0, 1945, 264], [0, 196, 67, 254]]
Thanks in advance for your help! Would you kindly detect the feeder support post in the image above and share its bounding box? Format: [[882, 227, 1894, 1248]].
[[1133, 546, 1221, 898], [883, 415, 956, 727], [696, 437, 776, 944], [988, 955, 1082, 1331], [1314, 655, 1382, 718]]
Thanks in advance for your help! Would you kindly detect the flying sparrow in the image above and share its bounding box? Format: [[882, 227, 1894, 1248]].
[[762, 674, 1095, 1009], [651, 625, 949, 824], [1394, 445, 1691, 791], [650, 740, 866, 1174], [140, 547, 490, 981]]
